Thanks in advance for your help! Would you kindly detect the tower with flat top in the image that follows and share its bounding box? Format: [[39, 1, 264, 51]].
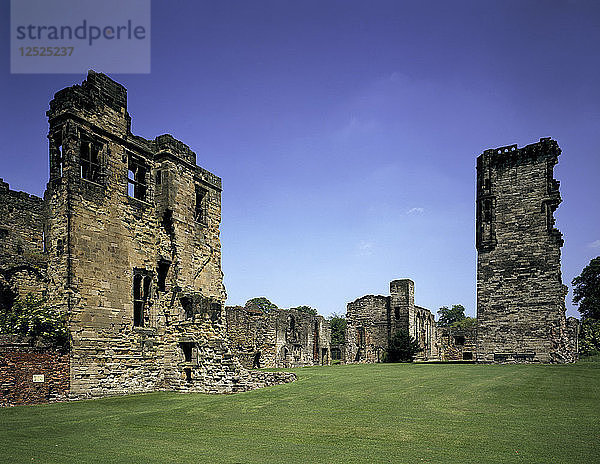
[[476, 137, 575, 363]]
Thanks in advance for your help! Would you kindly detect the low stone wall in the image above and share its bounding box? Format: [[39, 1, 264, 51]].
[[240, 370, 297, 391], [0, 336, 69, 407]]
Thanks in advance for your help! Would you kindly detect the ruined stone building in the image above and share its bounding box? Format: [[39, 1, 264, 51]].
[[438, 327, 476, 361], [0, 71, 293, 405], [345, 279, 438, 362], [225, 307, 331, 368], [476, 138, 577, 363]]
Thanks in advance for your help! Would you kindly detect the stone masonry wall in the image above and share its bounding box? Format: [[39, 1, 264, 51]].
[[439, 327, 477, 361], [33, 70, 293, 398], [346, 280, 438, 363], [225, 306, 331, 368], [346, 295, 389, 363], [0, 180, 48, 308], [476, 138, 575, 363]]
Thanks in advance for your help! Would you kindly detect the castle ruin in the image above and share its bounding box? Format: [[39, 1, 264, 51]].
[[225, 306, 331, 368], [0, 75, 583, 406], [0, 71, 294, 405], [476, 138, 577, 363], [345, 279, 438, 362]]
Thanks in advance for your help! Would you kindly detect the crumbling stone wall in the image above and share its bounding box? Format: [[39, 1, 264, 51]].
[[0, 336, 69, 407], [476, 138, 576, 363], [346, 279, 438, 362], [330, 343, 345, 362], [225, 306, 331, 368], [566, 317, 579, 360], [0, 71, 295, 403], [0, 180, 48, 307], [439, 327, 476, 361]]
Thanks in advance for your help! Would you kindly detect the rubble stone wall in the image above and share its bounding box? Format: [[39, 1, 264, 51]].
[[439, 327, 477, 361], [0, 180, 48, 306], [225, 306, 331, 368]]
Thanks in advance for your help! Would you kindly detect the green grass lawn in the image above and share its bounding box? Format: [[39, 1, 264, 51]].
[[1, 359, 599, 464]]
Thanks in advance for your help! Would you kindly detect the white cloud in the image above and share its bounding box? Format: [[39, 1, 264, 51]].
[[407, 207, 424, 215], [357, 240, 374, 256], [589, 240, 600, 249]]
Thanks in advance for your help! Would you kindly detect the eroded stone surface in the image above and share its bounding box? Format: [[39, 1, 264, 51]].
[[345, 279, 439, 362], [476, 138, 577, 363], [0, 71, 295, 403], [225, 306, 331, 368]]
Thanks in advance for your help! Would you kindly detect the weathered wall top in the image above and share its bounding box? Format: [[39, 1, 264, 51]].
[[48, 69, 128, 116], [45, 70, 221, 190], [155, 134, 197, 165], [478, 137, 561, 170]]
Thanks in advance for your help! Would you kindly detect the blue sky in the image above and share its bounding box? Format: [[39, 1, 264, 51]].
[[1, 1, 598, 318]]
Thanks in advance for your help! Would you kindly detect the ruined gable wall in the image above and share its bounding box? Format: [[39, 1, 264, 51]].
[[346, 295, 389, 363], [476, 138, 573, 363], [225, 306, 279, 368], [439, 327, 476, 361]]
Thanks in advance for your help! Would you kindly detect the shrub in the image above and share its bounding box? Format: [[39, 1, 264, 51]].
[[385, 330, 422, 363], [0, 293, 68, 347], [579, 318, 600, 357]]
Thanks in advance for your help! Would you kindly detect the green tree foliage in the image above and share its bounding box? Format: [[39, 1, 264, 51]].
[[244, 297, 278, 314], [572, 256, 600, 320], [328, 313, 346, 345], [437, 304, 466, 327], [291, 305, 317, 316], [0, 294, 68, 347], [450, 316, 477, 330], [385, 330, 422, 363], [579, 319, 600, 356]]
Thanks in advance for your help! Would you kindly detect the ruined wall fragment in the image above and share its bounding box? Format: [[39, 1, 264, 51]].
[[225, 306, 331, 368]]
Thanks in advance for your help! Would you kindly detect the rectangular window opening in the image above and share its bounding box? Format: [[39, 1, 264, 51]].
[[180, 342, 194, 363], [80, 139, 101, 183], [195, 186, 208, 223], [52, 133, 64, 179], [157, 260, 170, 292], [357, 327, 366, 347], [133, 271, 151, 327], [482, 199, 492, 222], [128, 155, 148, 201]]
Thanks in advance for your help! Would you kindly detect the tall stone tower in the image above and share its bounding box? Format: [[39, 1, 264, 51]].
[[41, 71, 294, 397], [476, 137, 574, 363]]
